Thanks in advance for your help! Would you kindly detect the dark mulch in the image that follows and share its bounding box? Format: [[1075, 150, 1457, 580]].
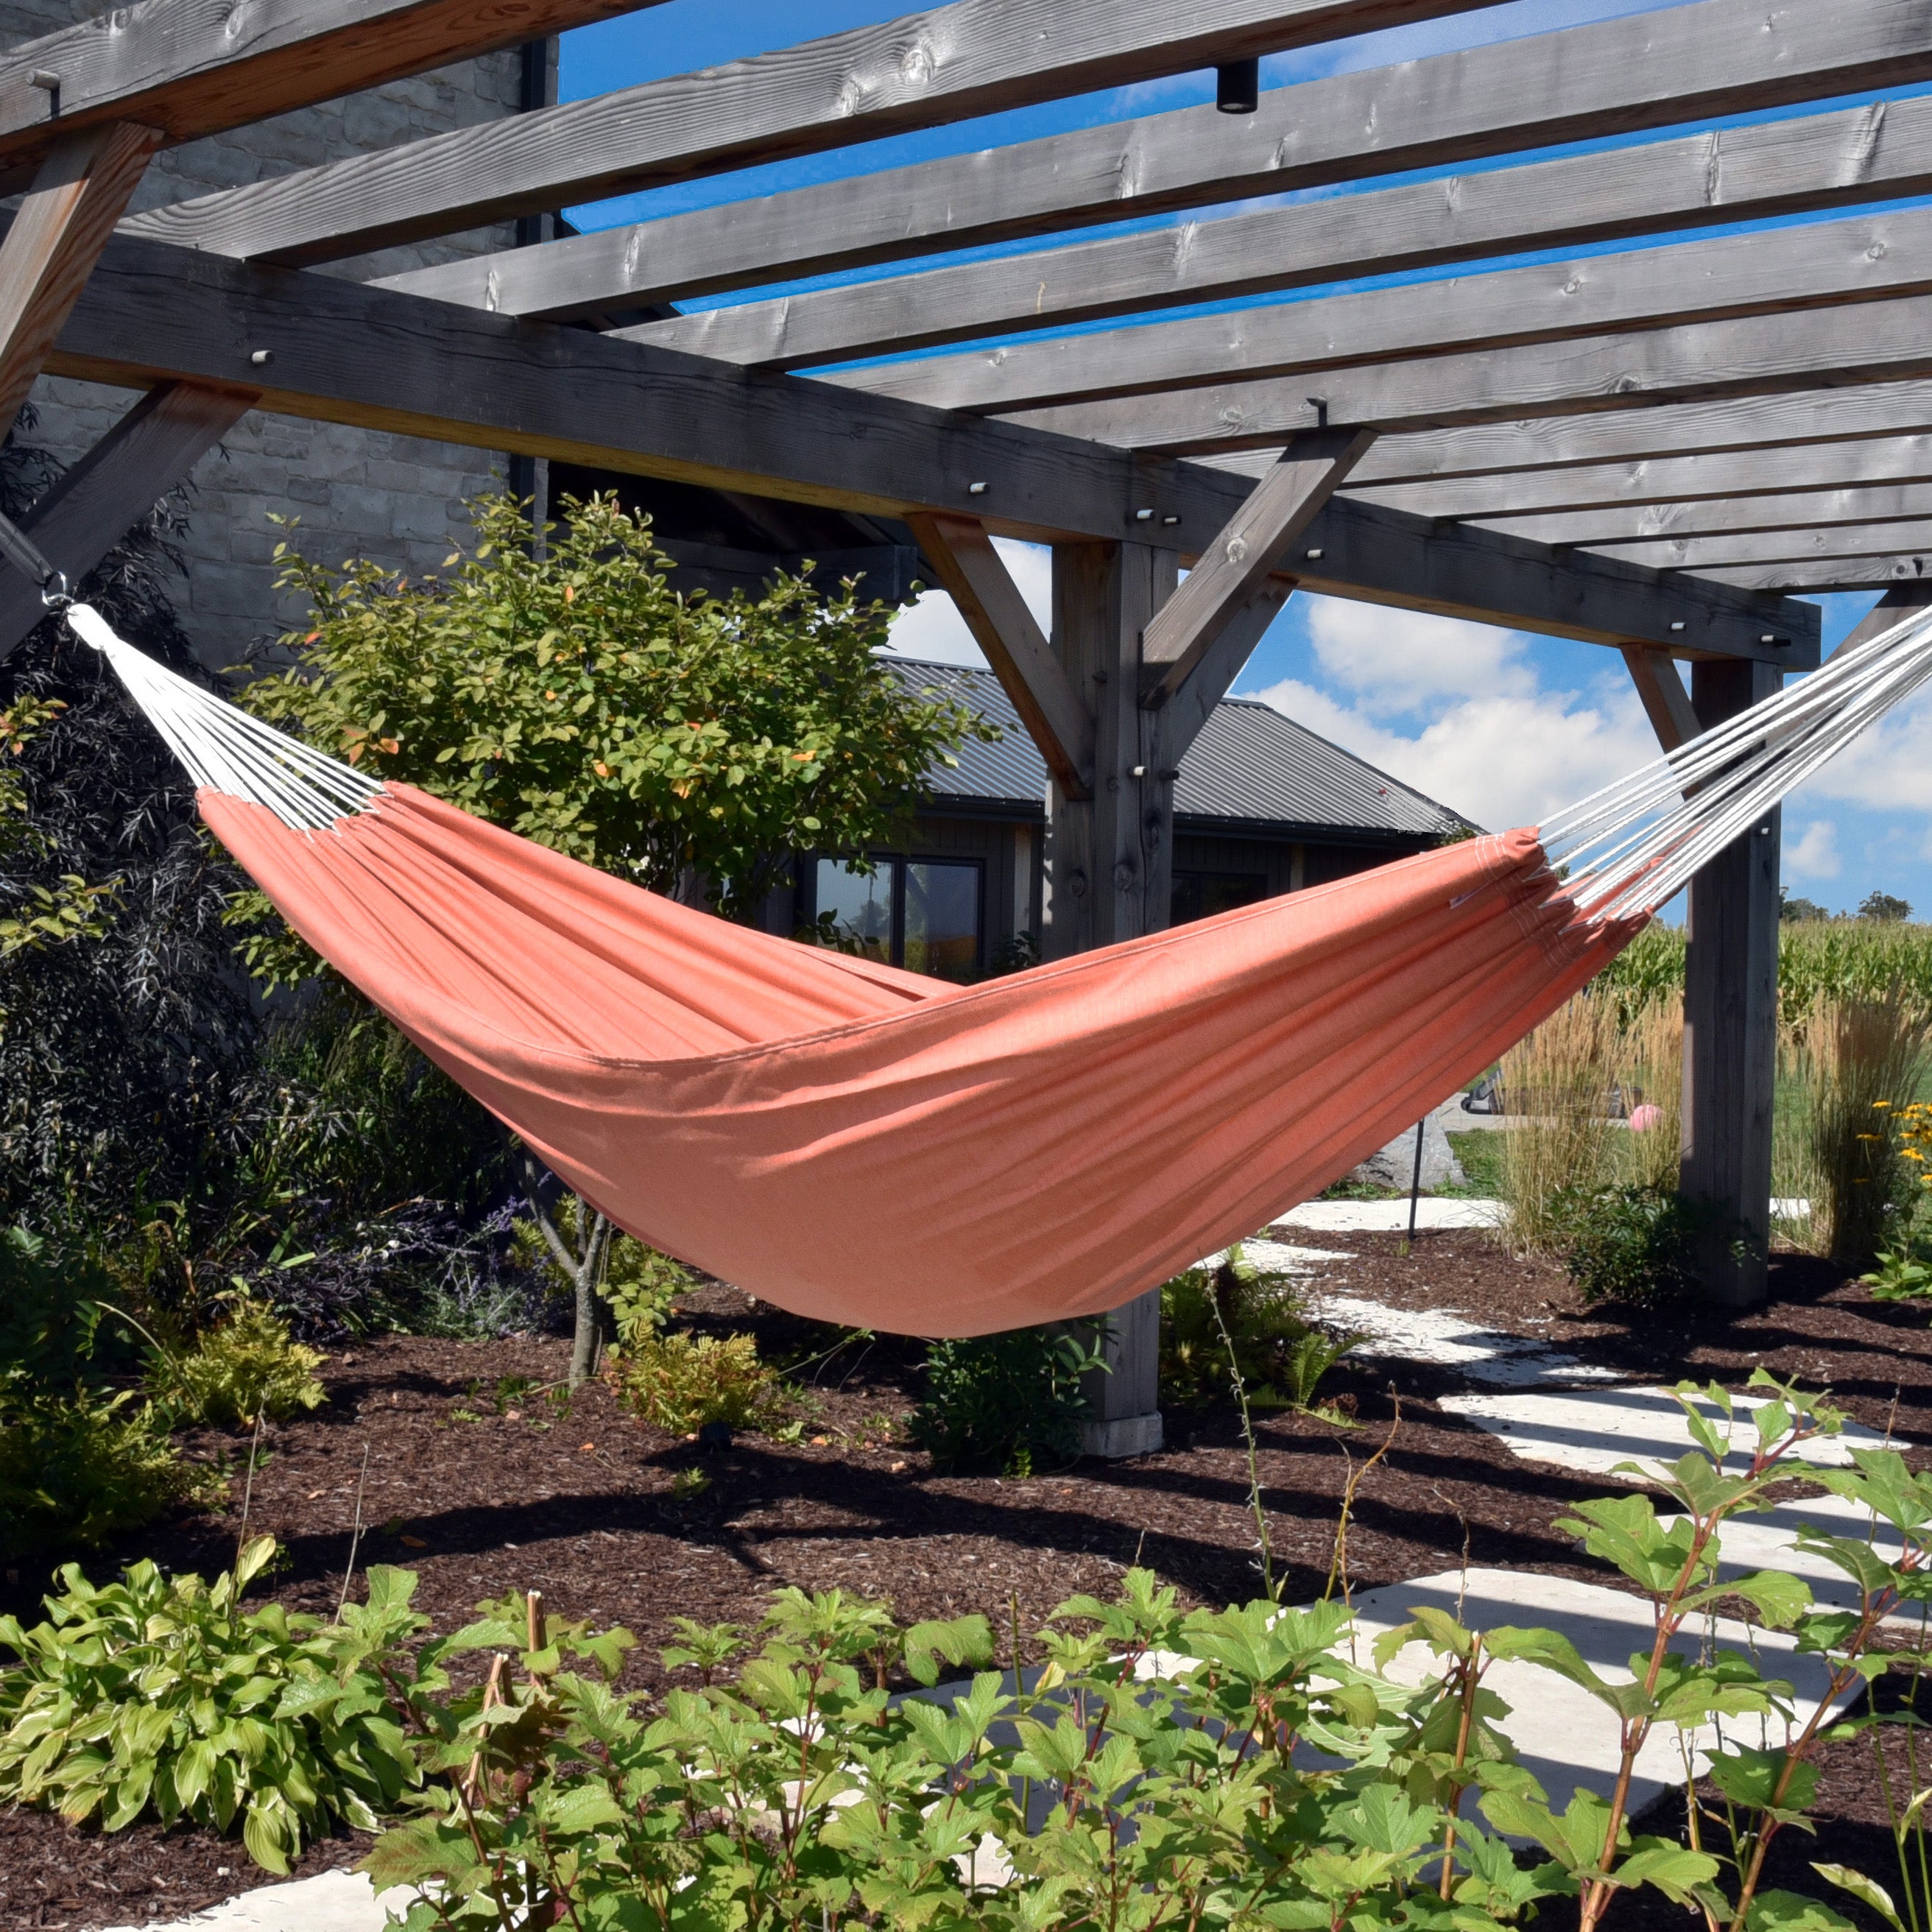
[[6, 1238, 1931, 1926]]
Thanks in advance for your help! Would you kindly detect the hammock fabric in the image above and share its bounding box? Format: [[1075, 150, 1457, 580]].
[[68, 599, 1932, 1336]]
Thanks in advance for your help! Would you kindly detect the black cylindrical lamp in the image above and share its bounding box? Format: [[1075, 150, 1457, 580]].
[[1216, 57, 1260, 114]]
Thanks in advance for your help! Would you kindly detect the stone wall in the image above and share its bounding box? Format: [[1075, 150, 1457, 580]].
[[1, 0, 543, 668]]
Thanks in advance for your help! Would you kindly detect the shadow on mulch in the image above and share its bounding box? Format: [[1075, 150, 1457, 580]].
[[6, 1237, 1929, 1925]]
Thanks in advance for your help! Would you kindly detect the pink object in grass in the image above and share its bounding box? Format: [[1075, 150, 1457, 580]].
[[1629, 1103, 1665, 1132]]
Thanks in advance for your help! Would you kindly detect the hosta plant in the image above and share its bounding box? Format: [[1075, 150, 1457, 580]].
[[0, 1538, 429, 1872]]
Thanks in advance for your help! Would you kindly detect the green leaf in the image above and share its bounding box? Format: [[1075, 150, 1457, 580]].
[[1815, 1864, 1907, 1932], [1615, 1842, 1721, 1905]]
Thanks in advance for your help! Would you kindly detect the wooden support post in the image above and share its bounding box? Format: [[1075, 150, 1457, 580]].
[[1680, 658, 1783, 1309], [0, 381, 253, 659], [0, 122, 158, 444], [1833, 585, 1932, 658], [906, 512, 1093, 797], [1043, 539, 1177, 1457], [1620, 646, 1699, 753], [1138, 429, 1372, 708]]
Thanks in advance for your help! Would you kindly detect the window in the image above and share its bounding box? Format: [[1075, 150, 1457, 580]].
[[814, 856, 984, 981], [1171, 870, 1269, 927]]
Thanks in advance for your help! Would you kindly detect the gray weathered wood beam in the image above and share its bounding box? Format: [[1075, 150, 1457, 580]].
[[904, 512, 1093, 799], [1307, 382, 1932, 490], [378, 0, 1932, 321], [1350, 431, 1932, 523], [1162, 580, 1294, 766], [43, 230, 1817, 666], [1702, 557, 1932, 591], [1833, 585, 1932, 657], [0, 0, 659, 196], [1621, 646, 1700, 755], [624, 91, 1932, 372], [845, 203, 1932, 418], [0, 380, 253, 658], [120, 0, 1501, 269], [0, 123, 159, 442], [1140, 427, 1372, 707], [998, 289, 1932, 454], [1478, 479, 1932, 550], [1590, 521, 1932, 573]]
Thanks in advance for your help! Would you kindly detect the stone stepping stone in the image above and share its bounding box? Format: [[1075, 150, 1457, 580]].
[[1275, 1200, 1509, 1234], [100, 1869, 410, 1932], [1309, 1291, 1626, 1389]]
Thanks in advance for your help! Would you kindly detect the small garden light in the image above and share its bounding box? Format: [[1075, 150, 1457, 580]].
[[1216, 58, 1260, 114]]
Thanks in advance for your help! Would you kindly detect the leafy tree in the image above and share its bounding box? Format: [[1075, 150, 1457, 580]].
[[234, 490, 993, 1380], [1859, 890, 1914, 923], [1780, 892, 1829, 923]]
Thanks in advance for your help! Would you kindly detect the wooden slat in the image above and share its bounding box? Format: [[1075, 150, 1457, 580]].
[[0, 0, 656, 192], [41, 231, 1820, 666], [1352, 431, 1932, 522], [1478, 480, 1932, 550], [904, 512, 1093, 799], [1620, 647, 1699, 755], [379, 0, 1932, 320], [121, 0, 1500, 268], [1590, 521, 1932, 572], [1324, 382, 1932, 490], [1700, 557, 1932, 591], [0, 380, 254, 657], [1140, 428, 1373, 705], [998, 289, 1932, 454], [624, 91, 1932, 371], [1833, 585, 1932, 657], [0, 123, 159, 440], [845, 202, 1932, 418]]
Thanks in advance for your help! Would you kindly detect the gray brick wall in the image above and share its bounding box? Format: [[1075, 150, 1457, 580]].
[[2, 0, 540, 668]]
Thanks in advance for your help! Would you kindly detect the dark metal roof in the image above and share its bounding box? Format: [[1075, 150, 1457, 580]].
[[890, 658, 1469, 841]]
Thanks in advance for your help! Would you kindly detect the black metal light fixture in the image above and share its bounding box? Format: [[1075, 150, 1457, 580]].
[[1216, 57, 1260, 114]]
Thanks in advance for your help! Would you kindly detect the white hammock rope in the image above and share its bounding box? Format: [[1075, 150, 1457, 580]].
[[68, 595, 1932, 917], [66, 602, 382, 833], [1542, 599, 1932, 923]]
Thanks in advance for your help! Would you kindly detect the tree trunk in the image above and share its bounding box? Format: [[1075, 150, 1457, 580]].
[[513, 1141, 613, 1387]]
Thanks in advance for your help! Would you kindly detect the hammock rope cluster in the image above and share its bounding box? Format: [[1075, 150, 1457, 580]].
[[66, 599, 1932, 1336]]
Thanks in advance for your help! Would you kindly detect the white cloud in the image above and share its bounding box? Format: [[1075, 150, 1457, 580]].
[[1246, 598, 1656, 831], [1785, 819, 1842, 881], [879, 536, 1050, 669], [1302, 596, 1537, 711], [1790, 686, 1932, 815]]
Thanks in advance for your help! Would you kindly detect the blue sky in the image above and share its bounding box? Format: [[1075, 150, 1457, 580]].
[[560, 0, 1932, 920]]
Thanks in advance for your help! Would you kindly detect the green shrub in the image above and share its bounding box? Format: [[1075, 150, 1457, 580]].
[[1863, 1244, 1932, 1302], [0, 1375, 207, 1559], [1161, 1243, 1347, 1410], [153, 1300, 327, 1427], [0, 1538, 429, 1872], [362, 1375, 1929, 1932], [910, 1326, 1103, 1476], [611, 1330, 776, 1434], [0, 1226, 141, 1384], [1555, 1183, 1704, 1307]]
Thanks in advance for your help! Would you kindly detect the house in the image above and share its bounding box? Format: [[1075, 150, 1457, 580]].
[[793, 658, 1472, 982]]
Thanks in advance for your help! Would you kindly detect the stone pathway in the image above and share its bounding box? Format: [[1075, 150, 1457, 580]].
[[100, 1872, 408, 1932], [1274, 1199, 1508, 1234]]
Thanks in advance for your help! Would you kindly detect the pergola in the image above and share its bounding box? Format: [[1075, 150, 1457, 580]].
[[0, 0, 1908, 1452]]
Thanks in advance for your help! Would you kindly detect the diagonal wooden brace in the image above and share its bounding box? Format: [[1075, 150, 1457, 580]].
[[1162, 577, 1296, 766], [1831, 583, 1932, 660], [906, 511, 1094, 799], [1620, 644, 1700, 752], [0, 121, 161, 443], [1138, 423, 1376, 709], [0, 380, 255, 660]]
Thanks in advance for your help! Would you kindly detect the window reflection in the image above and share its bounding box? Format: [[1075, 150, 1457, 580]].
[[904, 861, 981, 982], [815, 858, 895, 962]]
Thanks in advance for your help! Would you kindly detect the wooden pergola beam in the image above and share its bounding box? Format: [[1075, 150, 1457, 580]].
[[0, 0, 655, 194], [121, 0, 1501, 269], [0, 380, 253, 658], [1478, 480, 1932, 551], [625, 91, 1932, 373], [1322, 382, 1932, 490], [1621, 647, 1700, 755], [904, 513, 1094, 800], [1002, 289, 1932, 454], [848, 203, 1932, 418], [1140, 428, 1373, 708], [1702, 557, 1932, 591], [0, 123, 160, 441], [42, 232, 1818, 667], [378, 0, 1932, 321], [1834, 585, 1932, 657], [1353, 431, 1932, 523], [1590, 521, 1932, 573]]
